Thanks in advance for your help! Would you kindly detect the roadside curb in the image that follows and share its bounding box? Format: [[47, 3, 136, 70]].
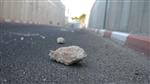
[[0, 17, 46, 26], [0, 17, 4, 23], [88, 28, 150, 56]]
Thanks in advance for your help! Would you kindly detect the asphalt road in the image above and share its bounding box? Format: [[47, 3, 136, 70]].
[[0, 23, 150, 84]]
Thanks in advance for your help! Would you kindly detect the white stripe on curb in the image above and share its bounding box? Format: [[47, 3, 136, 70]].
[[111, 32, 129, 45], [15, 20, 20, 23], [23, 21, 27, 24], [99, 29, 106, 37], [29, 21, 32, 24], [5, 19, 11, 22], [95, 29, 98, 32]]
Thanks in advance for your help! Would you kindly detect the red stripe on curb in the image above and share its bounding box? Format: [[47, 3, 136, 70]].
[[126, 35, 150, 56], [0, 17, 4, 23], [104, 31, 112, 38]]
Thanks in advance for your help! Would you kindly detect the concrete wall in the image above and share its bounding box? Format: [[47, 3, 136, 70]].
[[88, 0, 150, 36], [88, 0, 106, 29], [0, 0, 65, 27]]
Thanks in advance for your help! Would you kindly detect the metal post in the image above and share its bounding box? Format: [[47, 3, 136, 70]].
[[103, 0, 108, 29]]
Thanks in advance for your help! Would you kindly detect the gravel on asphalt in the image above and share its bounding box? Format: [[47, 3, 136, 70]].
[[0, 23, 150, 84]]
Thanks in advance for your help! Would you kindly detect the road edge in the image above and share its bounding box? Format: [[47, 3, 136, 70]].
[[88, 28, 150, 56]]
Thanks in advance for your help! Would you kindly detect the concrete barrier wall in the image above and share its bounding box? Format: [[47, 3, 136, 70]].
[[0, 0, 65, 27], [88, 0, 150, 36], [88, 0, 106, 29]]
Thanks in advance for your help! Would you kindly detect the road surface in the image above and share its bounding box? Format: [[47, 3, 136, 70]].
[[0, 23, 150, 84]]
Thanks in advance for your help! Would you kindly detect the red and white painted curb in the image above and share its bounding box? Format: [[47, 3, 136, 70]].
[[4, 19, 12, 23], [0, 17, 41, 25], [89, 28, 150, 56], [0, 17, 4, 23], [0, 18, 58, 27]]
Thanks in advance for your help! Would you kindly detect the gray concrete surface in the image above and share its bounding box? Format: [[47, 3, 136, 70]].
[[0, 23, 150, 84], [0, 0, 65, 26]]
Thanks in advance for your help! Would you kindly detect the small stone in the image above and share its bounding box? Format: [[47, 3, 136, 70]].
[[57, 37, 65, 44], [20, 37, 24, 40], [3, 79, 7, 82], [148, 75, 150, 81], [49, 46, 87, 65], [23, 71, 26, 74], [43, 78, 46, 81], [40, 35, 46, 39], [14, 38, 16, 41]]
